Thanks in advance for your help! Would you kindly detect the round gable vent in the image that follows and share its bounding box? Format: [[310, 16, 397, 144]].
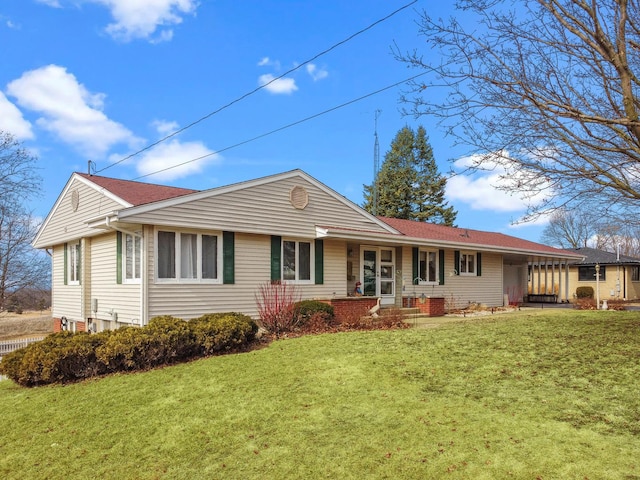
[[71, 189, 80, 212], [289, 185, 309, 210]]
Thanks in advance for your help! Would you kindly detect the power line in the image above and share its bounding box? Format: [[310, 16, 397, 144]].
[[132, 71, 427, 181], [95, 0, 417, 175]]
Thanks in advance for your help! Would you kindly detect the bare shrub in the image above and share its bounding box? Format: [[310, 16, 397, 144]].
[[255, 281, 301, 338]]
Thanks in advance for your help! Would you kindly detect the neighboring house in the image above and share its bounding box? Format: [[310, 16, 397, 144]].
[[32, 169, 583, 332], [567, 247, 640, 301]]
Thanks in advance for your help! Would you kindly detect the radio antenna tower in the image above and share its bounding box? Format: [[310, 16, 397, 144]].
[[373, 109, 381, 216]]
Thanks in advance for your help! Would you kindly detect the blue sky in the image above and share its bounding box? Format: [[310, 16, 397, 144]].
[[1, 0, 548, 242]]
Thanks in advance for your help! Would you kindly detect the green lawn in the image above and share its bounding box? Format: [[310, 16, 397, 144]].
[[1, 309, 639, 479]]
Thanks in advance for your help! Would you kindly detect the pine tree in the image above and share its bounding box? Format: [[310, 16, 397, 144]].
[[363, 125, 457, 226]]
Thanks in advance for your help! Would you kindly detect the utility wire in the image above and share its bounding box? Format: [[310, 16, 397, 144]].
[[132, 71, 428, 181], [95, 0, 417, 175]]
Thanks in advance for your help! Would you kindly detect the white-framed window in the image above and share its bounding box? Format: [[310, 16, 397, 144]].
[[124, 233, 142, 283], [418, 249, 438, 283], [459, 251, 476, 275], [68, 241, 80, 285], [282, 239, 313, 283], [156, 230, 221, 282]]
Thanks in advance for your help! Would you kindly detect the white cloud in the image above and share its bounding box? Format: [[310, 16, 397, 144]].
[[447, 151, 550, 213], [98, 0, 198, 42], [35, 0, 61, 7], [37, 0, 197, 42], [258, 74, 298, 95], [0, 92, 33, 140], [306, 63, 328, 81], [136, 137, 219, 181], [6, 64, 138, 157], [151, 119, 179, 136], [257, 57, 270, 67]]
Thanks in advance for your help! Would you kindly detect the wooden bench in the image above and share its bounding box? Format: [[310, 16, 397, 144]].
[[527, 294, 558, 303]]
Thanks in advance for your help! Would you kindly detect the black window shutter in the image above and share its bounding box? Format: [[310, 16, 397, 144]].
[[223, 231, 235, 284], [314, 239, 324, 284], [77, 241, 82, 284], [412, 247, 419, 284], [454, 250, 460, 275], [64, 243, 68, 285], [476, 252, 482, 276], [271, 236, 282, 282], [439, 249, 445, 285], [116, 232, 122, 284]]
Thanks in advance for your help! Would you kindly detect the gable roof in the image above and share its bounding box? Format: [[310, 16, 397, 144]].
[[378, 217, 583, 259], [75, 173, 198, 206], [571, 247, 640, 265]]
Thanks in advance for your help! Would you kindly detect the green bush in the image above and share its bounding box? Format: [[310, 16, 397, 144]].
[[146, 315, 197, 362], [294, 300, 334, 323], [1, 313, 259, 387], [190, 313, 257, 355], [576, 286, 595, 299], [0, 332, 111, 387]]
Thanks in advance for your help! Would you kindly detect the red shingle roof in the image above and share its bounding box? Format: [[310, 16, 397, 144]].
[[378, 216, 579, 257], [77, 173, 198, 206]]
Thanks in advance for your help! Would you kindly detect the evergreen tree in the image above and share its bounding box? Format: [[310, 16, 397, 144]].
[[363, 125, 457, 226]]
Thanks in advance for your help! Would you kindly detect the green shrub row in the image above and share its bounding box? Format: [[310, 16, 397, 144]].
[[0, 313, 257, 387]]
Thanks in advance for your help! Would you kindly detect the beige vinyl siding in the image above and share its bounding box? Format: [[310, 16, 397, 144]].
[[122, 177, 389, 237], [35, 178, 125, 248], [89, 233, 142, 326], [51, 244, 82, 321], [147, 231, 347, 320], [399, 247, 504, 308]]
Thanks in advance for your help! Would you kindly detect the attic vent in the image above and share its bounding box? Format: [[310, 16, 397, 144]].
[[289, 186, 309, 210], [71, 189, 80, 212]]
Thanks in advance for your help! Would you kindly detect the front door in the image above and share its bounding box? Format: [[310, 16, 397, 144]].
[[361, 246, 395, 305]]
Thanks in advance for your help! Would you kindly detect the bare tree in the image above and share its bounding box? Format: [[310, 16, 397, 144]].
[[0, 130, 46, 311], [540, 207, 640, 257], [591, 221, 640, 257], [1, 131, 40, 202], [398, 0, 640, 222], [539, 208, 599, 249]]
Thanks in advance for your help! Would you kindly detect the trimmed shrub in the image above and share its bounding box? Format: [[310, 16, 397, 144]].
[[190, 313, 258, 355], [0, 332, 111, 387], [576, 286, 594, 299], [1, 313, 258, 387], [146, 315, 198, 362], [294, 300, 334, 324]]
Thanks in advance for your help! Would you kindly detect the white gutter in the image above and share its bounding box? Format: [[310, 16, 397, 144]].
[[315, 226, 585, 262]]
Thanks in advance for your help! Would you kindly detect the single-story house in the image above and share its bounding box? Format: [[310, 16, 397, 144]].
[[32, 169, 584, 332], [566, 247, 640, 301]]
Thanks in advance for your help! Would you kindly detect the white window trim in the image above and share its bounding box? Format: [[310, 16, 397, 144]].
[[123, 233, 142, 284], [417, 248, 439, 285], [68, 241, 80, 285], [459, 251, 477, 276], [155, 229, 222, 284], [282, 238, 314, 285]]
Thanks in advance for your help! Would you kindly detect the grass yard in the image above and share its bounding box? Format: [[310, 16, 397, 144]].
[[1, 309, 639, 479]]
